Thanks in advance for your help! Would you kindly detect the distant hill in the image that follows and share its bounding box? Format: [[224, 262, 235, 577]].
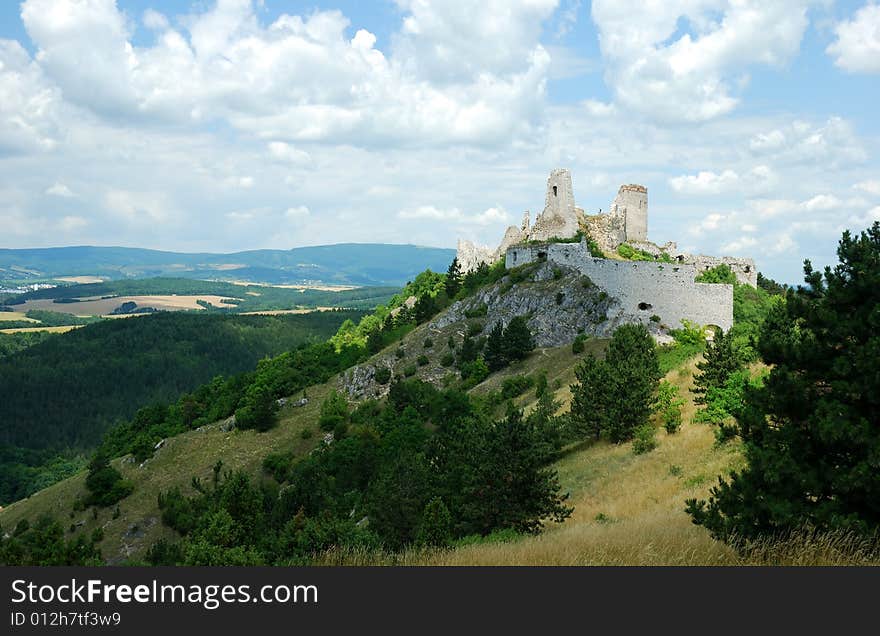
[[0, 244, 456, 287]]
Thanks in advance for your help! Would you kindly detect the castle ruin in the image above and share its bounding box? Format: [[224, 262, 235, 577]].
[[455, 169, 757, 334]]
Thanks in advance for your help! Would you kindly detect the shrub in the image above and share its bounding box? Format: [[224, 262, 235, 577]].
[[464, 304, 488, 318], [632, 424, 657, 455], [534, 371, 548, 398], [300, 428, 313, 440], [440, 353, 455, 367], [394, 347, 406, 359], [571, 334, 588, 354], [374, 366, 392, 384], [417, 355, 430, 367], [501, 374, 535, 399], [555, 291, 565, 305], [650, 314, 661, 323], [318, 390, 349, 433], [403, 365, 418, 377], [695, 263, 737, 284], [423, 338, 434, 349], [466, 321, 484, 337]]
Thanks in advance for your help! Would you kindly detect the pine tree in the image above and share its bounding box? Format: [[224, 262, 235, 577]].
[[483, 321, 507, 371], [445, 258, 462, 298], [692, 329, 741, 404], [502, 316, 535, 362], [688, 222, 880, 541], [569, 323, 660, 443]]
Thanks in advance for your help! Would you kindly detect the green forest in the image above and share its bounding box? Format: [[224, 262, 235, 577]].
[[2, 278, 397, 312], [0, 310, 366, 504]]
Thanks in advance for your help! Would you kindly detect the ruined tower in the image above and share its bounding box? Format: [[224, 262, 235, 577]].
[[611, 184, 648, 242], [529, 168, 584, 242]]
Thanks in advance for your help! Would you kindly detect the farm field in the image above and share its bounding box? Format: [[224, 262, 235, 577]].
[[11, 295, 240, 316]]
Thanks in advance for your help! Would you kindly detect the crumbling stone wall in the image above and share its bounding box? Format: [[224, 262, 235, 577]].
[[529, 168, 584, 242], [674, 253, 757, 287], [506, 241, 733, 332]]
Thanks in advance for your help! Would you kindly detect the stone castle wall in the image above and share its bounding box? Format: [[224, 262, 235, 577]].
[[680, 253, 757, 287], [506, 241, 733, 332]]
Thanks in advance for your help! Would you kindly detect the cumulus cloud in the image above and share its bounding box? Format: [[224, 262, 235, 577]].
[[45, 182, 74, 197], [669, 165, 776, 196], [285, 206, 310, 219], [590, 1, 814, 122], [17, 0, 556, 146], [827, 3, 880, 73], [398, 205, 510, 226], [0, 39, 61, 154], [854, 179, 880, 196], [748, 117, 866, 165]]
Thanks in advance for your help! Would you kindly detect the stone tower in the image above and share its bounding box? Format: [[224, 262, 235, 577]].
[[529, 168, 583, 241], [610, 184, 648, 242]]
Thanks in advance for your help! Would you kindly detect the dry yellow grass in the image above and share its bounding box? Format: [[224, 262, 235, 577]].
[[0, 325, 84, 334], [0, 311, 40, 323], [54, 276, 105, 284], [13, 295, 241, 316]]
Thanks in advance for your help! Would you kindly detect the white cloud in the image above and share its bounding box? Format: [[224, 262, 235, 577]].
[[104, 189, 169, 223], [800, 194, 841, 211], [670, 165, 776, 195], [143, 9, 170, 31], [0, 39, 61, 154], [591, 1, 814, 122], [827, 3, 880, 73], [398, 205, 510, 226], [17, 0, 556, 146], [854, 179, 880, 197], [59, 215, 87, 231], [45, 182, 74, 197], [670, 170, 740, 195], [748, 117, 866, 165], [267, 141, 311, 165], [285, 206, 310, 219]]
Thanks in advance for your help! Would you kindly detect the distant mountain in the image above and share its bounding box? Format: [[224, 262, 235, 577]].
[[0, 243, 456, 287]]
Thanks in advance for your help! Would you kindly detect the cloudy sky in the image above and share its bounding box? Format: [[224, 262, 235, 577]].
[[1, 0, 879, 282]]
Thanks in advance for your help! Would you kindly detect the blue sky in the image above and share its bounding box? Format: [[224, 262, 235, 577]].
[[1, 1, 879, 283]]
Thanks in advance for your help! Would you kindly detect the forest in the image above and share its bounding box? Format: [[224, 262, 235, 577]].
[[0, 310, 366, 504]]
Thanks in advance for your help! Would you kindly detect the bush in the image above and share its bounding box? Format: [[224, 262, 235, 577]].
[[374, 366, 392, 384], [650, 314, 661, 323], [84, 455, 133, 508], [695, 264, 737, 285], [440, 353, 455, 367], [417, 355, 430, 367], [423, 338, 433, 349], [555, 291, 565, 305], [571, 334, 588, 354], [632, 424, 657, 455], [394, 347, 406, 359], [403, 365, 418, 377], [318, 390, 349, 433], [501, 374, 535, 399]]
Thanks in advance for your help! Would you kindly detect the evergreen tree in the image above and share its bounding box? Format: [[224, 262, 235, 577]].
[[688, 223, 880, 541], [234, 382, 278, 432], [317, 390, 349, 433], [569, 324, 660, 443], [445, 258, 462, 298], [483, 321, 507, 371], [416, 497, 453, 548], [692, 329, 742, 404], [502, 316, 535, 362]]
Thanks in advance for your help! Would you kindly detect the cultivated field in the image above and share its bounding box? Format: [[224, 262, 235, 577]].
[[0, 325, 83, 334], [11, 295, 241, 316]]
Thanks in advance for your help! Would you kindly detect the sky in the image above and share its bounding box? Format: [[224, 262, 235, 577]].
[[1, 1, 879, 283]]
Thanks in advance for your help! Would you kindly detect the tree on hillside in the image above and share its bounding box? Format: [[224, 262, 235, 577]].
[[445, 258, 462, 299], [318, 389, 349, 435], [84, 453, 133, 507], [570, 323, 660, 443], [502, 316, 535, 363], [688, 222, 880, 541], [484, 322, 506, 371], [692, 329, 742, 405], [234, 382, 278, 432]]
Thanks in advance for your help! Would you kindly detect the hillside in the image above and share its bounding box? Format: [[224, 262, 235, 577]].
[[0, 310, 366, 504], [0, 244, 456, 288], [0, 261, 705, 563], [2, 257, 874, 567]]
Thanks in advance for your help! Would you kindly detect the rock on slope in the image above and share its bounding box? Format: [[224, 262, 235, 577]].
[[340, 260, 623, 400]]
